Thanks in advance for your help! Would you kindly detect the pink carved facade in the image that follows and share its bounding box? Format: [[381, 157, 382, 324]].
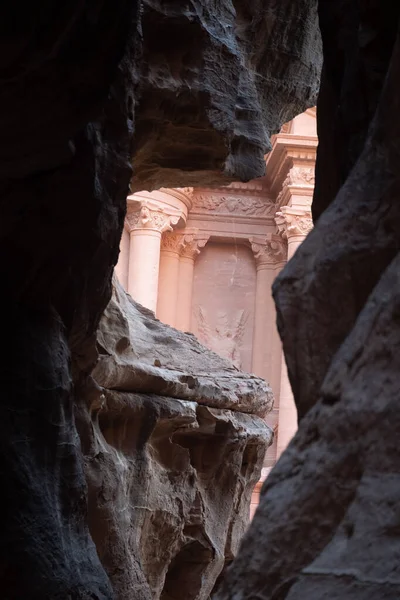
[[116, 108, 317, 519]]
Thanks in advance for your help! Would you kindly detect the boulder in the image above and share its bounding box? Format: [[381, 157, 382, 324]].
[[83, 278, 272, 599]]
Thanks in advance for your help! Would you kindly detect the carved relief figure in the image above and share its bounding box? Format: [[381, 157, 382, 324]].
[[195, 306, 248, 368]]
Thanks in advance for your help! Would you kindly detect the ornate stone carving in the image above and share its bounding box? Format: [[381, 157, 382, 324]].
[[181, 235, 209, 260], [160, 232, 209, 260], [126, 203, 180, 233], [161, 232, 186, 253], [275, 207, 313, 238], [195, 306, 248, 369], [250, 236, 287, 266], [191, 193, 276, 216], [177, 187, 194, 197], [288, 165, 315, 186], [276, 166, 315, 206]]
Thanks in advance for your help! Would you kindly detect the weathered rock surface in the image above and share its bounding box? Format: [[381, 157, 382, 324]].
[[0, 2, 139, 597], [84, 278, 272, 599], [0, 0, 321, 597], [214, 3, 400, 600], [215, 252, 400, 600], [132, 0, 322, 191], [94, 279, 273, 418]]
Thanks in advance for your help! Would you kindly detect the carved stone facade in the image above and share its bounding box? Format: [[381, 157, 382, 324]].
[[126, 204, 178, 233], [275, 206, 313, 238], [191, 193, 276, 217], [116, 107, 317, 518], [250, 236, 287, 266], [195, 306, 248, 369]]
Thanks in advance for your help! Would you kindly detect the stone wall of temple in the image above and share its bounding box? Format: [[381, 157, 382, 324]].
[[116, 107, 317, 513], [192, 242, 256, 374]]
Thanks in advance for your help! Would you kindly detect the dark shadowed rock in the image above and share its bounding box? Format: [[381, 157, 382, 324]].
[[132, 0, 322, 191], [0, 2, 139, 596], [214, 4, 400, 600], [215, 252, 400, 600]]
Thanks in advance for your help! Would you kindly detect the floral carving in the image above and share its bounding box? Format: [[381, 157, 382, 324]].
[[191, 194, 276, 216], [275, 208, 313, 238], [251, 237, 287, 265], [289, 166, 315, 186], [276, 166, 315, 205], [161, 233, 186, 253], [160, 232, 209, 260], [180, 236, 209, 260], [126, 204, 180, 233]]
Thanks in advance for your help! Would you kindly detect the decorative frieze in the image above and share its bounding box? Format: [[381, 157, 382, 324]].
[[276, 165, 315, 206], [289, 165, 315, 186], [191, 193, 276, 217]]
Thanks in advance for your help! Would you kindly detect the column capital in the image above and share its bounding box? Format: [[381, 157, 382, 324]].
[[125, 200, 180, 234], [285, 165, 315, 187], [180, 234, 209, 260], [275, 206, 313, 239], [250, 235, 287, 267], [161, 232, 187, 254], [160, 231, 210, 260]]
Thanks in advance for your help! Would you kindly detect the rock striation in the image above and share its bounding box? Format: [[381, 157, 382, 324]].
[[83, 277, 272, 599], [214, 3, 400, 600]]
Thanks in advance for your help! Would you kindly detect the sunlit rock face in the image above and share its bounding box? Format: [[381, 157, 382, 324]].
[[131, 0, 322, 191], [84, 278, 272, 599], [215, 3, 400, 600]]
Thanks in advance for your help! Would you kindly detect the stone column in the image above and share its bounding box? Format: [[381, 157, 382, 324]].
[[275, 206, 313, 457], [156, 233, 185, 327], [251, 236, 287, 387], [176, 235, 209, 332], [251, 235, 287, 467], [126, 202, 180, 312]]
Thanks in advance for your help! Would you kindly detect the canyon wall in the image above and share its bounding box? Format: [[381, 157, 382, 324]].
[[0, 1, 322, 597], [132, 0, 321, 191], [215, 3, 400, 599]]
